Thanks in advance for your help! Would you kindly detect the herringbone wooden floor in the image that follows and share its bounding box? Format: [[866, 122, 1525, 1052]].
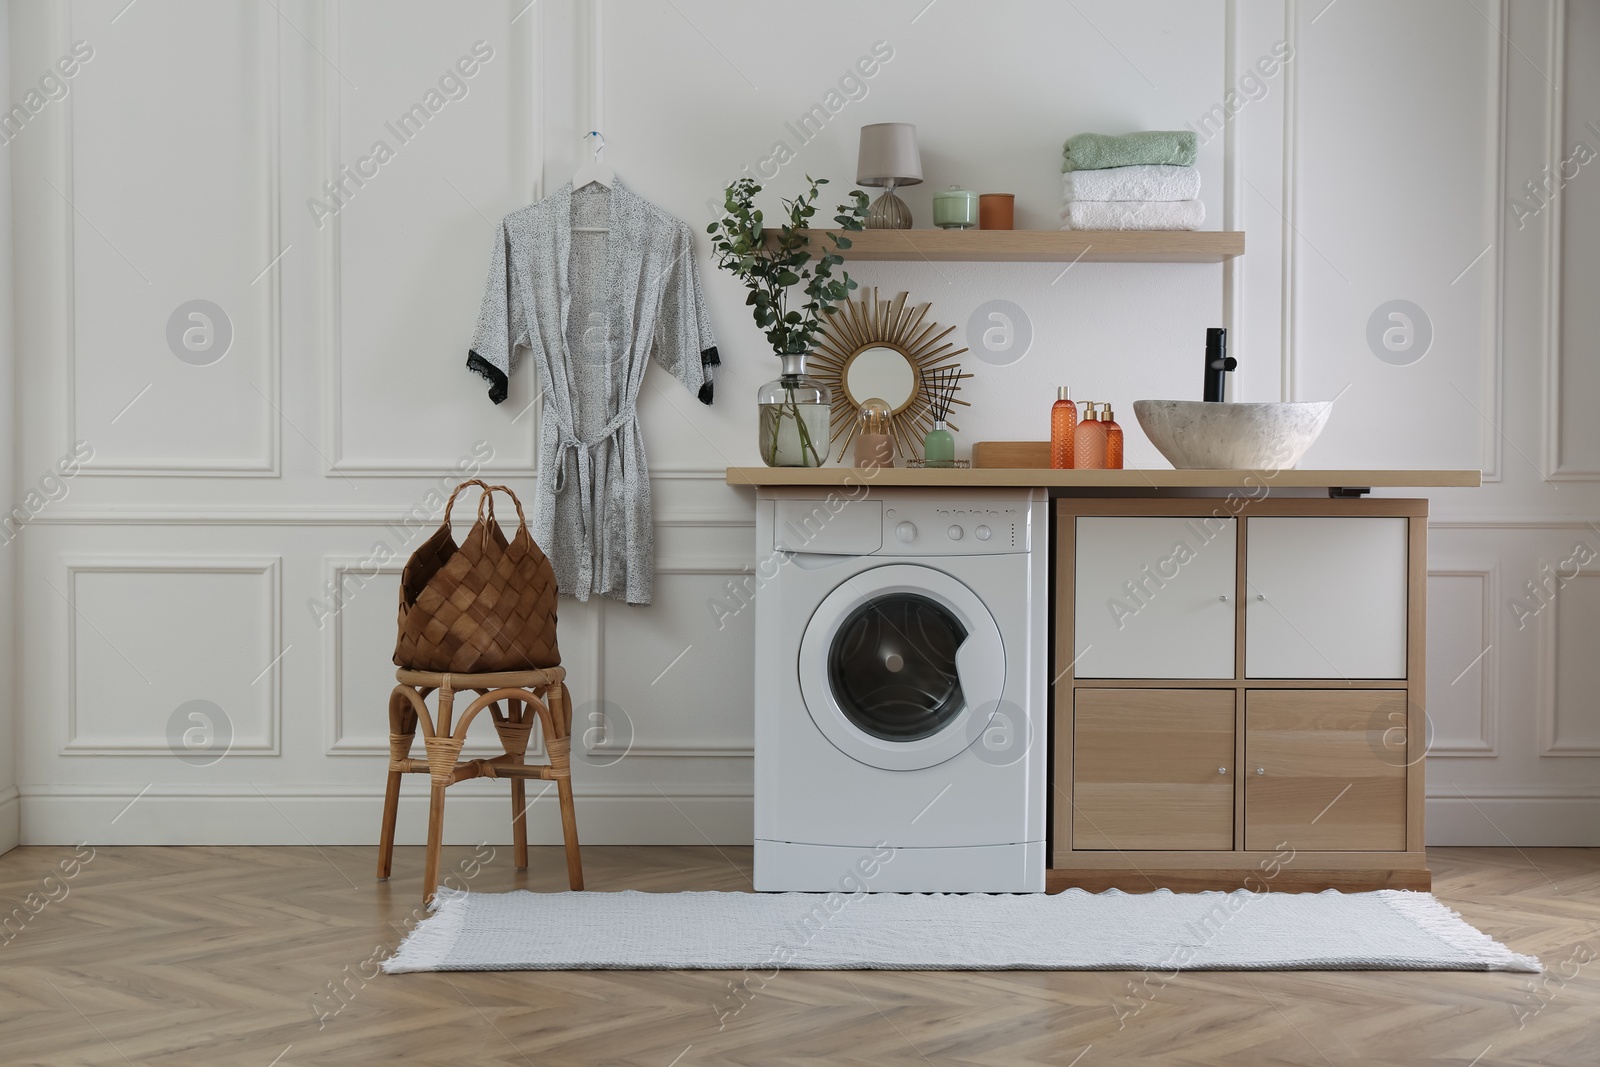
[[0, 844, 1593, 1066]]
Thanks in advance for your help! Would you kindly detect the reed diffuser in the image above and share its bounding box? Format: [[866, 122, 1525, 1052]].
[[921, 366, 962, 468]]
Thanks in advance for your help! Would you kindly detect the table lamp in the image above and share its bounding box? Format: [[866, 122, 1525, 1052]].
[[856, 122, 923, 229]]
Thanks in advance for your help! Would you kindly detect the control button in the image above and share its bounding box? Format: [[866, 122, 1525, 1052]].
[[975, 525, 992, 541], [948, 525, 964, 540], [895, 521, 917, 543]]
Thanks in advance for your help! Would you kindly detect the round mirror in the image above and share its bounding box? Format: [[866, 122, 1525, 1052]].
[[845, 346, 917, 413], [811, 288, 971, 463]]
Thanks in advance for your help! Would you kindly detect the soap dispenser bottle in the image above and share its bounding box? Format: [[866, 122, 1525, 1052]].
[[1102, 404, 1124, 469], [1050, 387, 1077, 469], [1073, 403, 1108, 470]]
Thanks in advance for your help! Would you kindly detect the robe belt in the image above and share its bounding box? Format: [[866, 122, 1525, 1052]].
[[550, 410, 636, 581]]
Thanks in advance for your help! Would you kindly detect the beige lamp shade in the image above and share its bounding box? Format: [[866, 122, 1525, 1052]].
[[856, 123, 923, 187]]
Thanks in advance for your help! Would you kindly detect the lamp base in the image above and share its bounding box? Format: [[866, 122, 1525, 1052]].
[[865, 190, 913, 229]]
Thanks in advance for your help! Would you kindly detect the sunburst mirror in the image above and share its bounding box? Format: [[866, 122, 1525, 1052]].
[[810, 288, 971, 461]]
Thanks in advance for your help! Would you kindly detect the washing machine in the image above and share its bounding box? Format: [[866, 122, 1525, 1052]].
[[753, 486, 1049, 893]]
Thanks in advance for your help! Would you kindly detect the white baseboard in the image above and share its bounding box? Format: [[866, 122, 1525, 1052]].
[[17, 784, 753, 846], [0, 786, 19, 855], [12, 788, 1596, 848], [1426, 795, 1600, 846]]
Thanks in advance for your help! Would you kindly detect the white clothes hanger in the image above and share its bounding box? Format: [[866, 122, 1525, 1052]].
[[571, 131, 613, 233]]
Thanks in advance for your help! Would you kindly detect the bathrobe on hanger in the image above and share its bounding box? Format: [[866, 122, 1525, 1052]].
[[467, 179, 718, 604]]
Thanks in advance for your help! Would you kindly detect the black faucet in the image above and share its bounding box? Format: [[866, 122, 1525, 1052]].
[[1203, 327, 1236, 402]]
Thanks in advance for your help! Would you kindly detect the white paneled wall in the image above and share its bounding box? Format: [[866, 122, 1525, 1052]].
[[4, 0, 1597, 848]]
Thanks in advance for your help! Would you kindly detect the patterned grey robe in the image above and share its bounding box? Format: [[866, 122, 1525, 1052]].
[[467, 180, 718, 604]]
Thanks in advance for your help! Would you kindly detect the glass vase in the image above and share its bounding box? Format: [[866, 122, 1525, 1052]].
[[758, 353, 831, 467]]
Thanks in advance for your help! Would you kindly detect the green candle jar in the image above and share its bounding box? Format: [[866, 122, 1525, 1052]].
[[932, 185, 978, 229], [923, 421, 956, 467]]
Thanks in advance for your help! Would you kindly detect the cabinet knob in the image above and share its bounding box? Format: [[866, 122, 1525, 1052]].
[[1256, 767, 1265, 775], [1218, 766, 1227, 775], [1256, 593, 1266, 601], [1218, 594, 1229, 602]]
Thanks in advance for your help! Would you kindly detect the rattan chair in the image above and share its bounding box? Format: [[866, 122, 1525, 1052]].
[[376, 667, 583, 903]]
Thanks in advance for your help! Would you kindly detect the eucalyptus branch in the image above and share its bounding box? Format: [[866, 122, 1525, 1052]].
[[707, 176, 871, 356]]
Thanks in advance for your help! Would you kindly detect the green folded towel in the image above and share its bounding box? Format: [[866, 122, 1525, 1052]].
[[1061, 130, 1197, 172]]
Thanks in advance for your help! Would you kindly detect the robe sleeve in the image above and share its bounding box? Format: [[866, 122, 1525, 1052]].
[[466, 219, 529, 405], [653, 221, 719, 405]]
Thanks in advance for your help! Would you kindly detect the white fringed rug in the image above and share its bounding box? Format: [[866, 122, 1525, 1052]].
[[383, 888, 1539, 973]]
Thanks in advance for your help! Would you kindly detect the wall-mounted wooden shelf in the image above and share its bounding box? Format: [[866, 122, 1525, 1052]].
[[764, 228, 1245, 263]]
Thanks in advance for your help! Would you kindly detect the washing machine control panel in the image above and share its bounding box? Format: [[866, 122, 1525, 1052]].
[[881, 504, 1026, 554], [768, 493, 1036, 556]]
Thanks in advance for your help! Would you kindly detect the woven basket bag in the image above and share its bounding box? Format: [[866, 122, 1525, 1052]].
[[393, 479, 561, 672]]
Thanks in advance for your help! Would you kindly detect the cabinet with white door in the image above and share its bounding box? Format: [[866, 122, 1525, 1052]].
[[1051, 497, 1429, 893], [1246, 517, 1409, 678]]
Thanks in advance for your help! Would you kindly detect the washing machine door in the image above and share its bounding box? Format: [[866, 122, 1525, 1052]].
[[798, 563, 1005, 771]]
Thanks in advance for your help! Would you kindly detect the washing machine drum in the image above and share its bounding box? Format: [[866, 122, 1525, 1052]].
[[799, 564, 1006, 770]]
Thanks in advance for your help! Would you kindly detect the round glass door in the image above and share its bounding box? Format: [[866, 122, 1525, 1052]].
[[827, 593, 967, 742], [798, 564, 1005, 771]]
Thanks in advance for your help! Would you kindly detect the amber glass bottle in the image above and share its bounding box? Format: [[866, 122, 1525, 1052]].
[[1050, 387, 1076, 469], [1102, 404, 1124, 469], [1073, 403, 1108, 470]]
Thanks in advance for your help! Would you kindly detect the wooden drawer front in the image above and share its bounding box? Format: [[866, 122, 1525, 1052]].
[[1073, 516, 1237, 679], [1245, 517, 1408, 679], [1073, 689, 1235, 851], [1244, 690, 1407, 852]]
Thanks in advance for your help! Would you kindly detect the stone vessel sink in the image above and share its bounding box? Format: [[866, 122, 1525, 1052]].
[[1132, 400, 1333, 470]]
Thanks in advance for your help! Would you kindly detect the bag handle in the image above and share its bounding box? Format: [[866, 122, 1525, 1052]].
[[476, 483, 530, 534], [440, 479, 492, 534]]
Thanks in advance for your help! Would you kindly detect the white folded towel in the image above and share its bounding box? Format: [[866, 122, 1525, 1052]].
[[1059, 199, 1206, 231], [1062, 164, 1200, 203]]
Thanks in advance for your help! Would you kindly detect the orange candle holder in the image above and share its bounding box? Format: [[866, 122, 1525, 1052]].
[[979, 193, 1015, 230]]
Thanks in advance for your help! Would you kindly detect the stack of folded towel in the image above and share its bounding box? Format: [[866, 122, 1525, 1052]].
[[1059, 131, 1205, 231]]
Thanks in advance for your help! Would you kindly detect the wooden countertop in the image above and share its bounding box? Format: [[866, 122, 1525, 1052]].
[[724, 468, 1482, 489]]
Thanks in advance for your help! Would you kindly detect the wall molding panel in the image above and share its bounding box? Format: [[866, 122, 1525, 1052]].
[[60, 556, 282, 757], [319, 2, 544, 478], [1538, 567, 1600, 755], [1425, 562, 1499, 757], [1543, 0, 1600, 480], [65, 0, 283, 477], [583, 562, 757, 761]]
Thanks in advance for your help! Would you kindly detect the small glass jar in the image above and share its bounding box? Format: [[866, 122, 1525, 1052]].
[[932, 185, 979, 229], [758, 353, 831, 467]]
